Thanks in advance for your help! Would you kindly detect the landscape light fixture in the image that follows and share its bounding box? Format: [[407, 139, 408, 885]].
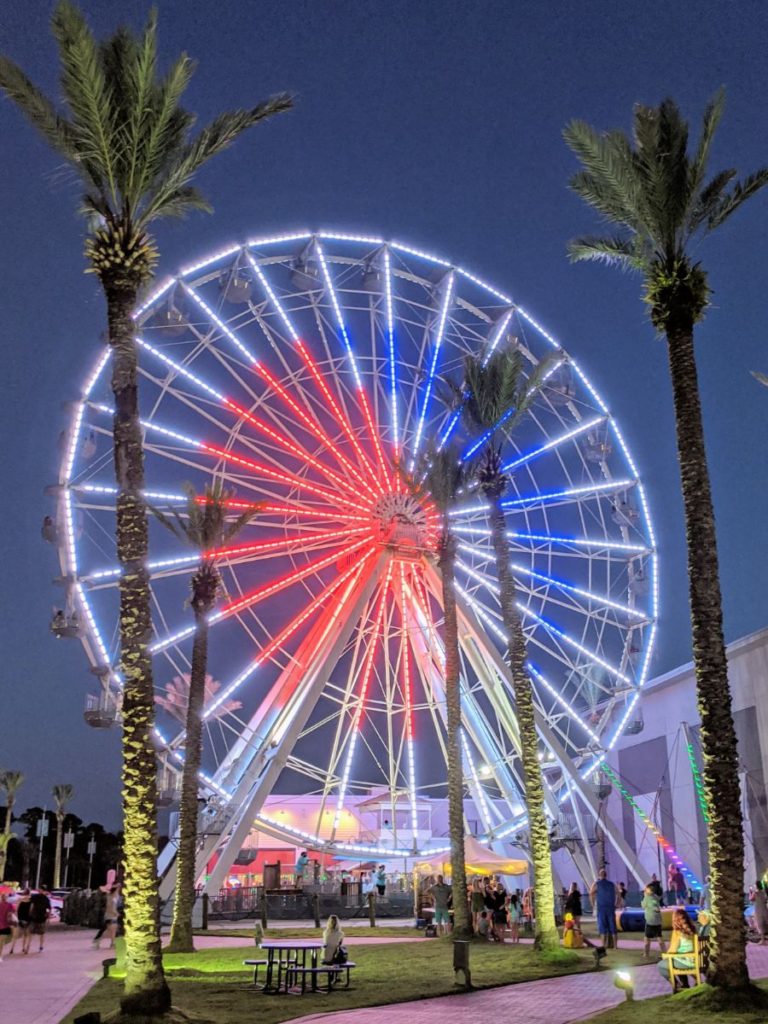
[[613, 969, 634, 1001]]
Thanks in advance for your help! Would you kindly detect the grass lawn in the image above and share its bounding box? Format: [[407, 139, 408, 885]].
[[63, 937, 648, 1024], [583, 982, 768, 1024]]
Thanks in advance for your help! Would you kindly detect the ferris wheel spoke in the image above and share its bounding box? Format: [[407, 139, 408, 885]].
[[149, 534, 375, 655], [502, 415, 607, 472], [397, 564, 419, 831], [516, 602, 632, 685], [137, 337, 365, 502], [451, 522, 650, 557], [383, 248, 401, 459], [409, 271, 455, 471], [332, 565, 391, 833]]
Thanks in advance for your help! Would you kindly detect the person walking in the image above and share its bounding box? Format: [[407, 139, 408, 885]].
[[641, 883, 666, 960], [590, 869, 618, 950], [0, 893, 14, 962], [26, 887, 51, 953], [93, 884, 121, 949], [8, 889, 31, 955], [564, 882, 583, 932], [429, 874, 452, 936]]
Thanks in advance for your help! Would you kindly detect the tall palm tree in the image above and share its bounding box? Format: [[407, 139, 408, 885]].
[[458, 349, 559, 951], [564, 93, 768, 989], [0, 5, 291, 1013], [52, 784, 75, 889], [153, 484, 258, 953], [0, 770, 23, 881], [412, 446, 473, 938]]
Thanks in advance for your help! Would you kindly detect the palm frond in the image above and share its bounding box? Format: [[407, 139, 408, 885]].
[[51, 1, 117, 203], [688, 87, 726, 203], [707, 169, 768, 229], [148, 185, 211, 220], [563, 120, 644, 229], [751, 370, 768, 389], [407, 444, 469, 515], [688, 168, 738, 232], [0, 57, 79, 162], [140, 95, 292, 226], [567, 234, 647, 270]]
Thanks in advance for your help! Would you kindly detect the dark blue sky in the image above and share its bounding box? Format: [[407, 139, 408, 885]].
[[1, 0, 766, 828]]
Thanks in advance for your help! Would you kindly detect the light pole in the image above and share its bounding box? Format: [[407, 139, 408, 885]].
[[63, 829, 75, 887], [35, 810, 49, 889], [86, 833, 97, 890]]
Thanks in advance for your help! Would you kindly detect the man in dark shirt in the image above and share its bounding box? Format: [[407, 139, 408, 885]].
[[26, 888, 51, 953], [648, 873, 664, 904]]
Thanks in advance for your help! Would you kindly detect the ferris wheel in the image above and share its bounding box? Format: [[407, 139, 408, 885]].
[[52, 230, 658, 891]]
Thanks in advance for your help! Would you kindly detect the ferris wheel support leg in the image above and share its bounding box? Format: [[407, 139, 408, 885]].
[[450, 583, 644, 887], [199, 561, 384, 897]]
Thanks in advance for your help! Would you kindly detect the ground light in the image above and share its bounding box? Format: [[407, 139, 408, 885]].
[[614, 969, 634, 1002]]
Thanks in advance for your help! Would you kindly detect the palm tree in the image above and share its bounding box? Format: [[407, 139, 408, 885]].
[[52, 784, 75, 889], [0, 5, 291, 1013], [412, 446, 473, 938], [458, 349, 559, 951], [0, 770, 24, 881], [564, 93, 768, 990], [153, 484, 258, 953]]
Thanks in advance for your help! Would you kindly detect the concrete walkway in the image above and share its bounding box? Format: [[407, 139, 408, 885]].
[[291, 944, 768, 1024], [6, 925, 768, 1024]]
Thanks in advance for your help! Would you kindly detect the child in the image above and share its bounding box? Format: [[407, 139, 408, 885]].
[[507, 893, 521, 943], [641, 883, 666, 959], [477, 910, 491, 939]]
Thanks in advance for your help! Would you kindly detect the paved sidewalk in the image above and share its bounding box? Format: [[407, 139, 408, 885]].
[[0, 926, 105, 1024], [291, 944, 768, 1024]]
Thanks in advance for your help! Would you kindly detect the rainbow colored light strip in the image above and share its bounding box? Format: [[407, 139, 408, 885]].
[[600, 761, 702, 888]]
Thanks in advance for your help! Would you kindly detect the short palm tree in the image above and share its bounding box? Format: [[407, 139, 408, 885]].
[[564, 93, 768, 990], [0, 770, 23, 880], [52, 784, 75, 889], [459, 348, 559, 951], [413, 446, 473, 937], [153, 483, 258, 953], [0, 5, 290, 1012]]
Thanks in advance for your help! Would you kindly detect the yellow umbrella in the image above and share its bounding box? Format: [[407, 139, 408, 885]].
[[416, 836, 527, 876]]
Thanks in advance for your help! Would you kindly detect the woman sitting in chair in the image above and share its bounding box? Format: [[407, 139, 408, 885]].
[[658, 909, 697, 991]]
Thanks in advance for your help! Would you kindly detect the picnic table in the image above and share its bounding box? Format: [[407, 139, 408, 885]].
[[259, 939, 324, 994]]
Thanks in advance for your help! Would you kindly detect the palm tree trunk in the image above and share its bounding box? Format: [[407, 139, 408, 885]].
[[488, 500, 559, 952], [0, 797, 11, 880], [54, 811, 64, 890], [666, 325, 748, 988], [167, 608, 210, 953], [438, 535, 471, 937], [107, 282, 170, 1016]]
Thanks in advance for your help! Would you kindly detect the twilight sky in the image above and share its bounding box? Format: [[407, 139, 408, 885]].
[[0, 0, 766, 828]]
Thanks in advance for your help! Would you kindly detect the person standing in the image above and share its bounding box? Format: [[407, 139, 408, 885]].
[[616, 881, 627, 909], [699, 875, 711, 910], [294, 850, 309, 889], [429, 874, 452, 936], [507, 892, 521, 943], [564, 882, 583, 932], [641, 883, 666, 960], [375, 864, 387, 897], [670, 866, 687, 906], [26, 887, 51, 953], [489, 881, 507, 942], [590, 869, 618, 950], [470, 878, 485, 931], [752, 880, 768, 944], [648, 873, 664, 904]]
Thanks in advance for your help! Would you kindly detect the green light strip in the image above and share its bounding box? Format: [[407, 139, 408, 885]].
[[686, 742, 710, 824]]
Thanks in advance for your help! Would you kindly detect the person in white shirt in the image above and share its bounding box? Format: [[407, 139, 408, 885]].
[[322, 914, 346, 963]]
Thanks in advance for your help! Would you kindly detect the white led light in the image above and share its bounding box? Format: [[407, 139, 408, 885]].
[[180, 244, 242, 278], [245, 253, 300, 342], [502, 479, 636, 508], [315, 242, 363, 389], [518, 603, 631, 684], [503, 415, 606, 472], [137, 338, 225, 400], [246, 231, 312, 249], [133, 277, 175, 319], [410, 272, 454, 469], [482, 310, 514, 366], [183, 283, 258, 364], [318, 231, 384, 245]]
